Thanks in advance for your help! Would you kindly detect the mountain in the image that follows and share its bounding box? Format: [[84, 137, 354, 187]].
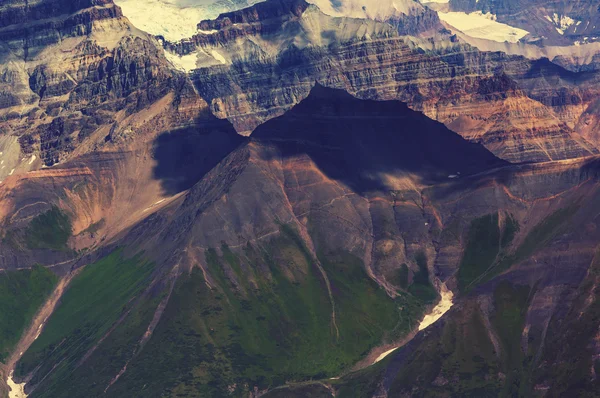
[[447, 0, 600, 46], [1, 83, 505, 397], [161, 0, 600, 163], [112, 0, 266, 40], [434, 0, 600, 72], [0, 0, 600, 397]]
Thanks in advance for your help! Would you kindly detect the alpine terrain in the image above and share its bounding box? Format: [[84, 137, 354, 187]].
[[0, 0, 599, 397]]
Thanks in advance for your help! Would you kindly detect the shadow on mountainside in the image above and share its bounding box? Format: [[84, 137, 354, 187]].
[[152, 111, 247, 195], [252, 84, 507, 194]]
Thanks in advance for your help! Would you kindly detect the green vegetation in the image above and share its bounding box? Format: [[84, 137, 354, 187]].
[[15, 225, 435, 397], [457, 208, 578, 293], [334, 354, 389, 398], [389, 302, 502, 396], [32, 290, 163, 398], [385, 280, 536, 397], [533, 245, 600, 396], [104, 226, 417, 397], [26, 207, 72, 251], [501, 214, 520, 249], [492, 281, 533, 396], [15, 250, 155, 389], [506, 205, 578, 266], [457, 213, 501, 292], [408, 252, 438, 304], [389, 263, 409, 289], [0, 265, 57, 363], [262, 384, 333, 398], [481, 205, 579, 288]]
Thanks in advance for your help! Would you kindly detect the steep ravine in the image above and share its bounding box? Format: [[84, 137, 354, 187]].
[[372, 282, 455, 365], [4, 273, 78, 398]]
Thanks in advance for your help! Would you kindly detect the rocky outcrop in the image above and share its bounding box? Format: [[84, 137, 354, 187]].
[[0, 0, 184, 170], [3, 85, 600, 397], [155, 0, 600, 163], [0, 0, 122, 51], [448, 0, 600, 46]]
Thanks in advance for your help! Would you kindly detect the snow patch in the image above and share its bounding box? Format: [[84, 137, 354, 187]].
[[373, 347, 399, 364], [372, 282, 454, 365], [164, 51, 199, 71], [114, 0, 265, 41], [438, 11, 529, 43], [7, 371, 27, 398], [307, 0, 422, 20], [210, 49, 227, 64], [418, 283, 454, 331], [546, 13, 577, 35]]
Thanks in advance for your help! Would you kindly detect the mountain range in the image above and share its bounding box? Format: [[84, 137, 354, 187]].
[[0, 0, 599, 397]]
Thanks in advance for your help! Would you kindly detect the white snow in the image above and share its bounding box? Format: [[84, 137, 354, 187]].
[[371, 282, 454, 365], [210, 49, 227, 64], [373, 346, 399, 364], [546, 13, 577, 35], [114, 0, 265, 41], [438, 11, 529, 43], [7, 371, 27, 398], [307, 0, 422, 20], [418, 283, 454, 331], [164, 51, 199, 71]]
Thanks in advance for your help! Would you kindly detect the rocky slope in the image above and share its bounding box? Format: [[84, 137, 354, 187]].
[[1, 0, 600, 397], [155, 0, 600, 164], [447, 0, 600, 46], [0, 0, 184, 180], [2, 85, 600, 397]]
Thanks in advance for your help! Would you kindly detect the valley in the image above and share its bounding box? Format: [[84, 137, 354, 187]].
[[0, 0, 600, 396]]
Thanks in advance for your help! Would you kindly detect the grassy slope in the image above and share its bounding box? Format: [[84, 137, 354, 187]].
[[106, 226, 422, 397], [457, 213, 501, 292], [15, 225, 434, 397], [382, 204, 583, 396], [16, 250, 155, 395], [459, 208, 577, 293], [0, 265, 57, 363], [408, 252, 439, 304], [388, 280, 534, 397], [533, 246, 600, 396], [25, 207, 72, 251]]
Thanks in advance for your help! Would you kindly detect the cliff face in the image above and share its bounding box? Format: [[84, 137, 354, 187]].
[[159, 0, 600, 163], [2, 86, 599, 397], [0, 0, 183, 175], [0, 1, 600, 396], [0, 0, 121, 50], [448, 0, 600, 46]]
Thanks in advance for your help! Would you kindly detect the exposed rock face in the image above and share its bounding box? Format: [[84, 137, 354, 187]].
[[0, 1, 600, 397], [305, 0, 443, 36], [0, 0, 182, 174], [158, 0, 600, 163], [448, 0, 600, 46], [0, 0, 122, 50], [2, 85, 600, 397]]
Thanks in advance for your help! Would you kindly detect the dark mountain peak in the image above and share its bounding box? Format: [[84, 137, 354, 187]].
[[252, 84, 507, 192]]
